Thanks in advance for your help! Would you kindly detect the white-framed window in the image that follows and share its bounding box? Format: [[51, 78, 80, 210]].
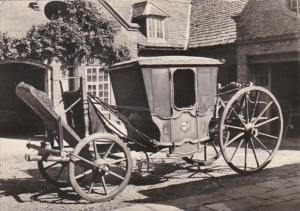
[[290, 0, 300, 14], [147, 16, 165, 40], [86, 67, 111, 104]]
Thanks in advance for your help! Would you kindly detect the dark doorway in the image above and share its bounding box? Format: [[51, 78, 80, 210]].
[[0, 62, 46, 135], [271, 62, 300, 138]]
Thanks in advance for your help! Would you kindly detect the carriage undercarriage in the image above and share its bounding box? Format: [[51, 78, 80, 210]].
[[16, 56, 283, 202]]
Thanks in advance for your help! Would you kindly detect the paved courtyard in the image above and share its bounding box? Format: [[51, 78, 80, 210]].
[[0, 136, 300, 211]]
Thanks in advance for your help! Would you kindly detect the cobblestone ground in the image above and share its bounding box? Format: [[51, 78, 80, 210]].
[[0, 137, 300, 211]]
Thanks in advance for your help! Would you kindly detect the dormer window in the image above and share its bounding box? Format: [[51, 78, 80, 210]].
[[147, 16, 164, 40], [132, 1, 168, 41]]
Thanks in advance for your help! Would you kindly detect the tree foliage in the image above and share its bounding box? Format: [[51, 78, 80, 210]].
[[0, 0, 131, 73]]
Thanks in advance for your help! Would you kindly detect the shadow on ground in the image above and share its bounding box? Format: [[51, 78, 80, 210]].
[[126, 162, 300, 205], [1, 158, 300, 207]]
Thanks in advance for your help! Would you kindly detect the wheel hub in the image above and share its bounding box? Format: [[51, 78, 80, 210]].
[[94, 159, 111, 174], [244, 123, 258, 139]]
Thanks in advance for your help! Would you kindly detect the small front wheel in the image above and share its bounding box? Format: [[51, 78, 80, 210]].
[[38, 160, 69, 187], [69, 134, 132, 202], [219, 86, 283, 174]]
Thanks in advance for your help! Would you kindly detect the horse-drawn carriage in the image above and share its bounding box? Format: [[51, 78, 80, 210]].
[[16, 56, 283, 202]]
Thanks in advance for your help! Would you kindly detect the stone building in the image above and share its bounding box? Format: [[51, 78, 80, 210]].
[[235, 0, 300, 137], [1, 0, 299, 136], [0, 0, 139, 134]]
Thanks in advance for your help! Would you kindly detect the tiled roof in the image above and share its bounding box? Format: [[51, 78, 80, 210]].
[[107, 0, 191, 49], [189, 0, 249, 48], [235, 0, 300, 42]]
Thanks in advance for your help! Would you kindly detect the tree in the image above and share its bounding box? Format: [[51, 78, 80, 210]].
[[1, 0, 131, 74], [0, 32, 29, 60]]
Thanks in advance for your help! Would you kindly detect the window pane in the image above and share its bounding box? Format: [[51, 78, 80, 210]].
[[99, 76, 103, 82], [92, 68, 97, 74], [92, 75, 97, 82], [104, 92, 108, 97], [104, 74, 108, 81], [290, 0, 300, 12], [173, 69, 196, 108], [148, 18, 156, 38], [157, 19, 163, 38], [87, 76, 91, 82], [87, 68, 91, 74], [99, 84, 103, 90], [104, 84, 108, 90]]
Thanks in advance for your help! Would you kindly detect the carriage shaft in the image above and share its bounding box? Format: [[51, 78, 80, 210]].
[[26, 143, 62, 156], [25, 154, 69, 162]]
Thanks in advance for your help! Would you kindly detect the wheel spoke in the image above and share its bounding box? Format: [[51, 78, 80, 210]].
[[108, 158, 127, 165], [211, 141, 219, 155], [44, 162, 60, 170], [250, 138, 259, 167], [55, 164, 66, 181], [101, 176, 108, 195], [255, 116, 279, 128], [253, 101, 273, 124], [71, 153, 99, 168], [258, 132, 279, 140], [224, 131, 231, 145], [88, 180, 94, 194], [229, 107, 246, 127], [225, 125, 244, 131], [253, 136, 271, 155], [245, 94, 250, 124], [108, 170, 125, 181], [230, 139, 244, 162], [251, 91, 260, 122], [75, 169, 93, 180], [225, 132, 244, 147], [244, 141, 248, 171], [93, 141, 100, 160], [103, 142, 115, 159]]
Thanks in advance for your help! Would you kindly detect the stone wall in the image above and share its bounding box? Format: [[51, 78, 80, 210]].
[[237, 39, 300, 83]]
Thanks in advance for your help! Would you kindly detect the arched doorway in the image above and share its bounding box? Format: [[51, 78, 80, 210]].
[[0, 60, 51, 135]]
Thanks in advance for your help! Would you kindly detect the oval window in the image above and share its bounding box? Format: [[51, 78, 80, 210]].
[[173, 69, 196, 109], [44, 1, 67, 20]]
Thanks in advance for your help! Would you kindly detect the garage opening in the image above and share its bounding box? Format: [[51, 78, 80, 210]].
[[0, 62, 48, 136], [251, 62, 300, 138]]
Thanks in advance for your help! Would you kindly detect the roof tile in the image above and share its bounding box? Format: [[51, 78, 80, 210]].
[[189, 0, 248, 48]]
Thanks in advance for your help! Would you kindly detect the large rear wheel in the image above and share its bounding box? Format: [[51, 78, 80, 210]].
[[219, 86, 283, 174]]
